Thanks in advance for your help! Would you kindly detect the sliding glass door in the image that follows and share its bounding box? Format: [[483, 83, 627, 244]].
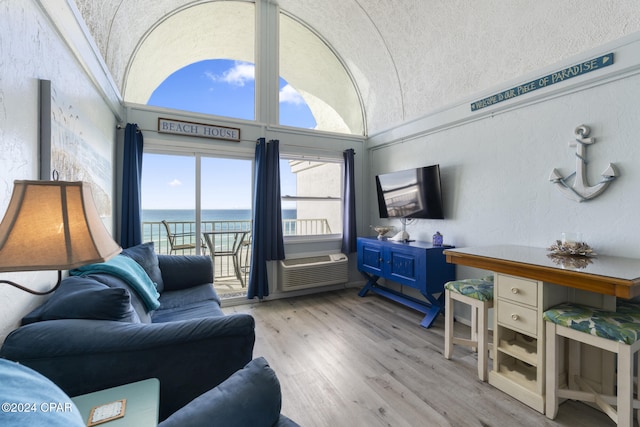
[[200, 157, 252, 298], [141, 152, 252, 300]]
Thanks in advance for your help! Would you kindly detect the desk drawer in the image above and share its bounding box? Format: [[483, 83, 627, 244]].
[[497, 275, 538, 307], [497, 300, 538, 336]]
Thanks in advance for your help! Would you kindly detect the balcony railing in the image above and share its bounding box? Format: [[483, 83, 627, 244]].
[[146, 220, 251, 255], [143, 218, 331, 286], [144, 218, 332, 255]]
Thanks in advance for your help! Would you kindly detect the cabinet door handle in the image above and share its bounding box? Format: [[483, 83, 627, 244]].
[[511, 313, 519, 321], [511, 287, 519, 294]]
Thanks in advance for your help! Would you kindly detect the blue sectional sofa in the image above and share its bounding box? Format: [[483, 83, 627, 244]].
[[0, 243, 292, 423], [0, 356, 299, 426]]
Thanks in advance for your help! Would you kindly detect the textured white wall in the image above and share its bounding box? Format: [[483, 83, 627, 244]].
[[368, 37, 640, 281], [75, 1, 640, 136], [385, 1, 640, 129], [280, 0, 640, 135], [0, 0, 118, 343]]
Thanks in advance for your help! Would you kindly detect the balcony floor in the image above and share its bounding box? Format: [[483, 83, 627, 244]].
[[214, 276, 248, 300]]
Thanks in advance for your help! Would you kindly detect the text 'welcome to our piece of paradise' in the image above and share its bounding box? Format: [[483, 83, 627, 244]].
[[471, 53, 614, 112]]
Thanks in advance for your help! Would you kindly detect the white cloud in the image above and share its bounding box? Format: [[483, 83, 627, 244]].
[[279, 84, 304, 105], [168, 179, 182, 187], [207, 62, 255, 87]]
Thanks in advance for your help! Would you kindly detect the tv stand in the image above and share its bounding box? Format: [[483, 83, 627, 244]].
[[357, 237, 455, 328]]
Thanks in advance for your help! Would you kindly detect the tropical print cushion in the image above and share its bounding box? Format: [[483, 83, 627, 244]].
[[543, 301, 640, 345], [444, 275, 494, 302]]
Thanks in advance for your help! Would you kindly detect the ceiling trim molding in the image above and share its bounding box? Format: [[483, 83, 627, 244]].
[[36, 0, 124, 121], [367, 32, 640, 151]]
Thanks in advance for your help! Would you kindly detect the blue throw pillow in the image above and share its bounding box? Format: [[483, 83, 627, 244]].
[[21, 277, 138, 325], [0, 358, 85, 426], [121, 242, 165, 292]]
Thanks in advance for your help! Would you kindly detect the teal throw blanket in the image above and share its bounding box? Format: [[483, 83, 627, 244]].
[[71, 255, 160, 311]]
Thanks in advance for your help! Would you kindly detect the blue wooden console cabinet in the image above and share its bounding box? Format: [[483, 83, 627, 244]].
[[357, 237, 455, 328]]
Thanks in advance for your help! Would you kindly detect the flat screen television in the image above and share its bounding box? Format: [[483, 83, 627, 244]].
[[375, 164, 444, 219]]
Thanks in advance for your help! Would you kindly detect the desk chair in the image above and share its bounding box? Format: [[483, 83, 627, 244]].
[[444, 275, 494, 381], [161, 220, 206, 254], [544, 301, 640, 426]]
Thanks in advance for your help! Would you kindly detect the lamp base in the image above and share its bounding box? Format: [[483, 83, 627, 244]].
[[390, 230, 410, 242], [0, 270, 62, 295]]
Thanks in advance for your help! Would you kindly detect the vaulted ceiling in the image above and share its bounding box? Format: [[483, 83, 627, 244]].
[[74, 0, 640, 135]]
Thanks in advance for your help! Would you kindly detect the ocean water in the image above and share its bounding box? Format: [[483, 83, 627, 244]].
[[142, 209, 297, 223], [142, 209, 297, 251]]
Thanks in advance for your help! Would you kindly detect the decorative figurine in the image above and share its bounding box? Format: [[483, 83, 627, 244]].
[[549, 125, 618, 202], [432, 231, 443, 246]]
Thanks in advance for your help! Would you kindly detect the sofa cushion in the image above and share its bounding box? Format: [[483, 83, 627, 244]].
[[153, 285, 223, 322], [72, 256, 160, 312], [158, 255, 214, 291], [159, 357, 282, 427], [152, 300, 224, 323], [121, 242, 165, 292], [0, 358, 84, 426], [21, 277, 138, 325], [158, 283, 221, 309], [88, 274, 152, 323]]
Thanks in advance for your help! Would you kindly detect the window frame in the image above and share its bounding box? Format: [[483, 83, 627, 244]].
[[278, 154, 344, 242]]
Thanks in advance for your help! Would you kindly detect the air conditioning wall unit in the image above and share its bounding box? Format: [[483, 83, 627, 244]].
[[278, 253, 349, 291]]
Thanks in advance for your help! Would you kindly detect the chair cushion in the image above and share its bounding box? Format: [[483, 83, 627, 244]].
[[543, 301, 640, 345], [444, 275, 494, 302], [0, 358, 84, 426], [120, 242, 165, 292], [21, 277, 138, 325]]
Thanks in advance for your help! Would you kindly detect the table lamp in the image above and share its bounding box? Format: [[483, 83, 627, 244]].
[[0, 180, 122, 295]]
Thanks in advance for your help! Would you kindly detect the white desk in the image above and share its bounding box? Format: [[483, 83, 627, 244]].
[[444, 245, 640, 413]]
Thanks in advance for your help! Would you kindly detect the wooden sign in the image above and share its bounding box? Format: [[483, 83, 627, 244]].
[[471, 53, 614, 111], [158, 118, 240, 141]]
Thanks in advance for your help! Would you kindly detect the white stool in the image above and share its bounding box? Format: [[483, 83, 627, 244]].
[[444, 276, 494, 381], [544, 301, 640, 426]]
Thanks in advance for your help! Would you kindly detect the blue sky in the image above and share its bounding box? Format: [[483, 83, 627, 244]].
[[143, 60, 311, 210], [142, 155, 296, 210], [147, 59, 316, 127]]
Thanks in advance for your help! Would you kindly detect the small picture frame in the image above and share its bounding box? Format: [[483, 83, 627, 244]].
[[87, 399, 126, 426]]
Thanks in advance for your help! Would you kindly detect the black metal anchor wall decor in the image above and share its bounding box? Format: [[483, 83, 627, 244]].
[[549, 125, 618, 202]]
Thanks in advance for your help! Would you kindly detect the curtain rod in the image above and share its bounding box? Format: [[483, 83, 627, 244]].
[[262, 140, 355, 155], [116, 124, 141, 133]]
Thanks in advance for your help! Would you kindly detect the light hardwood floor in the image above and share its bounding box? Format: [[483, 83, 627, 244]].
[[223, 288, 616, 427]]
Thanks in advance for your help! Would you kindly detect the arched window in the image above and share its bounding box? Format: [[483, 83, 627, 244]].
[[279, 13, 363, 134], [125, 1, 362, 134], [148, 59, 316, 128]]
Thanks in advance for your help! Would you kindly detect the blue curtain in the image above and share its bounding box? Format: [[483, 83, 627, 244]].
[[248, 138, 285, 299], [341, 148, 357, 253], [120, 123, 143, 248]]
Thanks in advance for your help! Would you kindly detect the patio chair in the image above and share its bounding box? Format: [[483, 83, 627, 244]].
[[239, 233, 252, 286], [161, 220, 206, 254]]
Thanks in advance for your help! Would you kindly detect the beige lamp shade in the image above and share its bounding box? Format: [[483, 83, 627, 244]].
[[0, 180, 121, 272]]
